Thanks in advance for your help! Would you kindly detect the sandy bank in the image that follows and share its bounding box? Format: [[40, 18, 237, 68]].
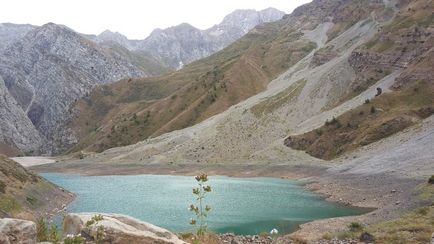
[[11, 156, 56, 167]]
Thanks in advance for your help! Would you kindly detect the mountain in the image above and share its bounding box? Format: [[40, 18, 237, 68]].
[[0, 8, 285, 155], [0, 23, 148, 155], [64, 10, 316, 153], [0, 155, 72, 220], [93, 8, 285, 69], [0, 23, 36, 51], [137, 8, 285, 68], [61, 0, 434, 170], [27, 0, 434, 242], [94, 30, 140, 50]]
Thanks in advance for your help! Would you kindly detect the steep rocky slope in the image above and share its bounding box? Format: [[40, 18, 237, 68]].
[[0, 23, 36, 51], [0, 76, 43, 156], [66, 11, 319, 153], [0, 155, 73, 220], [94, 8, 285, 69], [0, 23, 148, 155], [57, 0, 433, 171], [285, 0, 434, 159], [66, 0, 386, 153]]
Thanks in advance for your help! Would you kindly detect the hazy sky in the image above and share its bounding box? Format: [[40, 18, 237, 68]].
[[0, 0, 311, 39]]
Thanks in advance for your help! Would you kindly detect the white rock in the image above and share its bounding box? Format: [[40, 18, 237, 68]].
[[64, 213, 186, 244], [0, 218, 36, 244]]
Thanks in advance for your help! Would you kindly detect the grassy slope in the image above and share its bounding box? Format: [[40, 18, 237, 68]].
[[0, 155, 72, 220], [285, 0, 434, 160], [330, 182, 434, 243], [286, 80, 434, 160], [67, 0, 384, 153], [68, 21, 317, 152]]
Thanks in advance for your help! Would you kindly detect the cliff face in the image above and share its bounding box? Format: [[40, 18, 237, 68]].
[[0, 23, 36, 51], [0, 23, 146, 154], [0, 77, 43, 155]]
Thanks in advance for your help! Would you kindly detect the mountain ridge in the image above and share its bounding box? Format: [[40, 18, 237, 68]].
[[93, 8, 286, 68]]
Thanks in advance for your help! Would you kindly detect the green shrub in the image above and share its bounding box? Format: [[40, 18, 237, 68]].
[[0, 180, 6, 193], [428, 175, 434, 184], [36, 218, 48, 242], [48, 224, 60, 244], [322, 233, 332, 240], [36, 218, 61, 243], [348, 222, 364, 232], [416, 207, 429, 215], [63, 235, 85, 244], [85, 214, 105, 244]]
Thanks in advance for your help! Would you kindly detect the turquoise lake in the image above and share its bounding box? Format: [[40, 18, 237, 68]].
[[41, 173, 368, 235]]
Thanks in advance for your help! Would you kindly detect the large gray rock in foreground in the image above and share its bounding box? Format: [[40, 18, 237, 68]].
[[64, 213, 186, 244], [0, 218, 36, 244]]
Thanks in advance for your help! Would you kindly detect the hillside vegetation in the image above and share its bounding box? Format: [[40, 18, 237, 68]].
[[67, 21, 317, 152], [285, 0, 434, 160], [66, 0, 384, 153], [0, 155, 72, 220]]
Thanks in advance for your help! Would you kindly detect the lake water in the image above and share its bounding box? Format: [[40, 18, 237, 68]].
[[41, 173, 368, 235]]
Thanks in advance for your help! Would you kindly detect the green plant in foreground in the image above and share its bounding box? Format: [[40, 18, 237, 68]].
[[36, 218, 48, 241], [189, 173, 212, 236], [85, 214, 105, 244], [48, 224, 60, 244], [36, 218, 60, 243], [63, 235, 85, 244]]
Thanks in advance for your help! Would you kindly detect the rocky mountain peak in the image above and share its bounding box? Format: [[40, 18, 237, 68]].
[[219, 8, 285, 30], [138, 8, 285, 68], [98, 29, 130, 43], [0, 23, 36, 51]]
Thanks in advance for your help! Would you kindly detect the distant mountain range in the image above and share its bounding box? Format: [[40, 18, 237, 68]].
[[89, 8, 285, 68], [0, 8, 285, 155]]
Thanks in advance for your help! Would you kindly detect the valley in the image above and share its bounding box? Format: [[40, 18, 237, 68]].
[[1, 0, 434, 243]]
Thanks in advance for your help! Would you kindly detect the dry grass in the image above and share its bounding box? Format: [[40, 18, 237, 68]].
[[285, 81, 434, 160], [251, 79, 306, 117], [180, 232, 219, 244], [68, 21, 316, 153], [328, 182, 434, 243], [0, 155, 72, 220]]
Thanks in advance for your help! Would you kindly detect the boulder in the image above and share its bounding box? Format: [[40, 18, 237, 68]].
[[63, 213, 186, 244], [0, 218, 36, 244]]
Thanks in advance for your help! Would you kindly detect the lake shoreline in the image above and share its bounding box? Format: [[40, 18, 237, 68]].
[[30, 159, 423, 241]]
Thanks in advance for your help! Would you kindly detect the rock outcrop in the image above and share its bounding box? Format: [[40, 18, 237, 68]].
[[0, 218, 36, 244], [0, 23, 36, 51], [63, 213, 186, 244], [0, 23, 147, 154]]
